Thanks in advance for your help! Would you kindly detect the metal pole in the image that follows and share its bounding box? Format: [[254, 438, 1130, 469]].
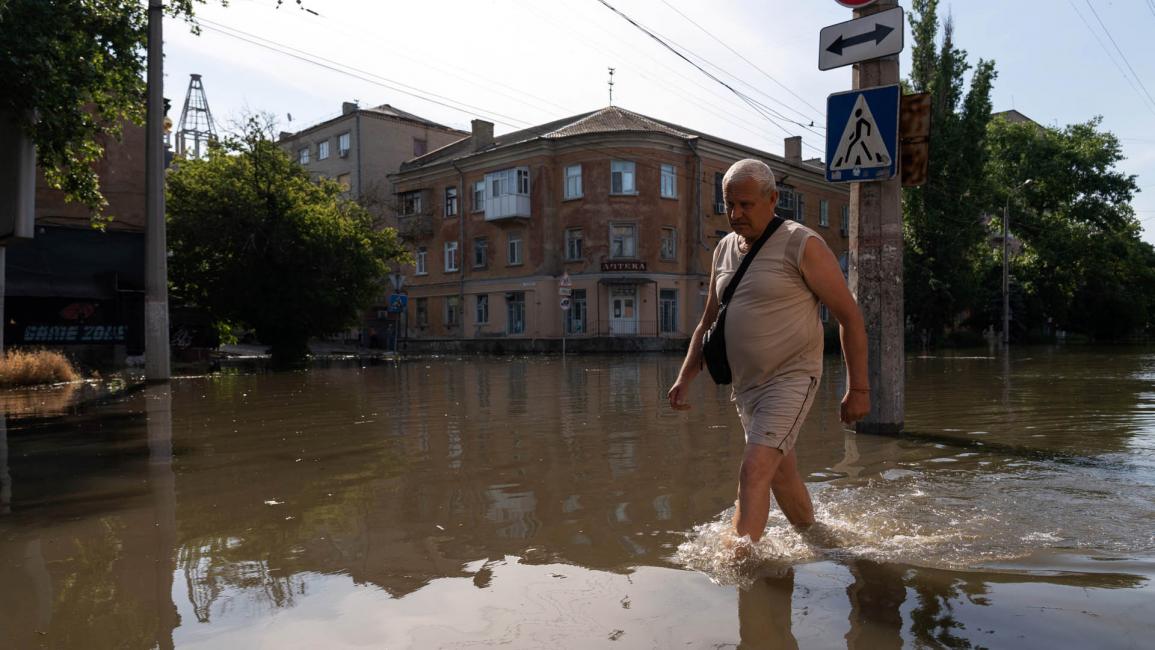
[[0, 246, 5, 357], [852, 0, 903, 435], [1002, 198, 1010, 346], [145, 0, 170, 381]]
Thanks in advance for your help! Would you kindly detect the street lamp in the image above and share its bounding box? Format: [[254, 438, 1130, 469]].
[[1002, 178, 1032, 346]]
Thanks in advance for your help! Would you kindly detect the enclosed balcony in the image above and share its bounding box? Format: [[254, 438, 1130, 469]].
[[484, 167, 531, 221]]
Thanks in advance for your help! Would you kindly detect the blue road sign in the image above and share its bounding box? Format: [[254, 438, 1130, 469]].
[[825, 84, 899, 183], [387, 293, 408, 313]]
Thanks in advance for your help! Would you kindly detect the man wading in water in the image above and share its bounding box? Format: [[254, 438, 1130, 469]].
[[668, 159, 870, 543]]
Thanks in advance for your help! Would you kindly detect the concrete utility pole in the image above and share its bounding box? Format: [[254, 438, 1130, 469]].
[[851, 0, 903, 434], [145, 0, 171, 381]]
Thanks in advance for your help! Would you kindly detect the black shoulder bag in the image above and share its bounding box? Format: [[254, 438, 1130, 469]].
[[701, 217, 784, 385]]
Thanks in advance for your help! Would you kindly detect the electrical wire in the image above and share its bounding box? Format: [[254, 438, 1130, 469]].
[[1082, 1, 1155, 110], [1067, 1, 1155, 116]]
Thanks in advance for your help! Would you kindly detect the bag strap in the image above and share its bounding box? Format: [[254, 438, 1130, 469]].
[[720, 217, 785, 305]]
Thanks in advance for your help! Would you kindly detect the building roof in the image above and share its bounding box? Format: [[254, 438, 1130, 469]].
[[403, 106, 702, 171], [362, 104, 460, 131], [992, 109, 1038, 126], [279, 103, 467, 143]]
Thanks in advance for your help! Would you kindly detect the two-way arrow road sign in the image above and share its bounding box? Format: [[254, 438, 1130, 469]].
[[819, 6, 904, 71]]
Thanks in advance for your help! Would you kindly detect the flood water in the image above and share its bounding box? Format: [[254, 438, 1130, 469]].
[[1, 348, 1154, 649]]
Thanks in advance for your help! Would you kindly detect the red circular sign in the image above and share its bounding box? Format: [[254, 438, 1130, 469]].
[[835, 0, 879, 7]]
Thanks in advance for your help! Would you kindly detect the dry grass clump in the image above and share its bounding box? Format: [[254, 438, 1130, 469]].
[[0, 349, 80, 387]]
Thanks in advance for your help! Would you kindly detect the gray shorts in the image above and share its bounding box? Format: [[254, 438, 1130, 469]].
[[733, 374, 819, 452]]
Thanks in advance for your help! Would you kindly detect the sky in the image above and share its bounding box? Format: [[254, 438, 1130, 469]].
[[165, 0, 1155, 241]]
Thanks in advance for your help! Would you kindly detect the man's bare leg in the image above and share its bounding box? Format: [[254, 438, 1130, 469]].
[[770, 448, 815, 528], [733, 443, 785, 542]]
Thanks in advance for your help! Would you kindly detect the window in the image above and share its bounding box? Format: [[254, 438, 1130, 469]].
[[517, 168, 530, 194], [566, 289, 587, 335], [400, 190, 423, 215], [779, 187, 796, 220], [487, 167, 530, 197], [445, 296, 460, 327], [298, 146, 310, 164], [473, 237, 488, 268], [564, 164, 582, 199], [444, 241, 459, 272], [611, 160, 636, 194], [445, 186, 458, 217], [714, 172, 725, 213], [338, 132, 351, 157], [416, 297, 428, 328], [819, 199, 829, 227], [336, 173, 351, 191], [839, 251, 850, 279], [659, 289, 678, 333], [476, 294, 489, 324], [660, 227, 677, 261], [565, 228, 583, 261], [507, 292, 525, 334], [473, 180, 485, 212], [660, 164, 677, 198], [796, 193, 806, 223], [317, 140, 330, 160], [415, 247, 427, 275], [610, 223, 637, 258], [413, 137, 427, 157], [507, 232, 523, 265], [820, 304, 830, 323], [841, 205, 849, 237]]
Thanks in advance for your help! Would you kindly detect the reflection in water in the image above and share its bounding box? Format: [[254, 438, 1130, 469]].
[[0, 349, 1153, 648]]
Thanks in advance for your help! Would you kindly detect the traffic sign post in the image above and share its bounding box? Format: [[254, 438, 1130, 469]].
[[825, 84, 900, 183], [819, 6, 903, 71]]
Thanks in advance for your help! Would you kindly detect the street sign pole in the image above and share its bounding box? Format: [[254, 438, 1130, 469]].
[[850, 0, 903, 434]]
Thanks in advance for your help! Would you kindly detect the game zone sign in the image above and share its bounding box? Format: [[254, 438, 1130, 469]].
[[835, 0, 879, 7]]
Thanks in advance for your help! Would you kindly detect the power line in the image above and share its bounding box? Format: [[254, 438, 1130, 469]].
[[591, 0, 823, 154], [1068, 1, 1155, 116], [658, 0, 825, 120], [196, 18, 533, 129], [1082, 0, 1155, 109]]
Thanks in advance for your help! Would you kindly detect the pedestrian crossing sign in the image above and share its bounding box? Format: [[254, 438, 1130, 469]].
[[825, 84, 899, 182]]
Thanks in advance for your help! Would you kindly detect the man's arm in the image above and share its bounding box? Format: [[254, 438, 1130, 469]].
[[799, 237, 870, 424], [668, 256, 721, 410]]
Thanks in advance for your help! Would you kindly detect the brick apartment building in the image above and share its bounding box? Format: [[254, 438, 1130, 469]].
[[391, 106, 851, 352], [278, 102, 468, 218]]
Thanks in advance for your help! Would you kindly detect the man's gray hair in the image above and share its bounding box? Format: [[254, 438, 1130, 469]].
[[722, 159, 777, 197]]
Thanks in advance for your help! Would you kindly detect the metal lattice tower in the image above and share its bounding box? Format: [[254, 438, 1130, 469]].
[[176, 74, 217, 159]]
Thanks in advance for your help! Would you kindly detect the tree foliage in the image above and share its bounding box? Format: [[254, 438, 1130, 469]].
[[167, 120, 408, 363], [986, 117, 1151, 341], [0, 0, 207, 222], [903, 0, 998, 344]]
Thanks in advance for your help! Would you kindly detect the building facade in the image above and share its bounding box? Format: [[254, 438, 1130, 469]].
[[391, 106, 851, 352], [278, 102, 468, 217]]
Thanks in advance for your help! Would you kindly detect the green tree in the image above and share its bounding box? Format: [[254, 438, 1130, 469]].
[[0, 0, 206, 223], [986, 117, 1149, 340], [903, 0, 998, 344], [166, 120, 408, 364]]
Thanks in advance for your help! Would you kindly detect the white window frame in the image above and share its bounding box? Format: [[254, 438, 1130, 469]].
[[507, 232, 523, 266], [444, 240, 459, 273], [507, 292, 526, 335], [659, 288, 678, 333], [565, 228, 583, 261], [476, 294, 489, 324], [415, 247, 427, 276], [415, 297, 428, 328], [445, 186, 458, 217], [473, 180, 485, 212], [610, 160, 636, 195], [564, 164, 583, 200], [298, 146, 310, 164], [609, 223, 637, 259], [445, 295, 460, 327], [819, 199, 829, 227], [473, 237, 487, 268], [317, 140, 330, 160], [400, 190, 423, 216], [338, 132, 351, 157], [660, 227, 677, 261], [660, 164, 677, 198]]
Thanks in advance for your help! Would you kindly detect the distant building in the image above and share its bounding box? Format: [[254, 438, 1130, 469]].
[[277, 102, 468, 219], [390, 106, 851, 352]]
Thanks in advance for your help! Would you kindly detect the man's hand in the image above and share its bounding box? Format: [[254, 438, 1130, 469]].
[[668, 377, 694, 411], [840, 389, 870, 425]]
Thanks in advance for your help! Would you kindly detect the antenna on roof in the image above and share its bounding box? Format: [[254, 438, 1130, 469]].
[[608, 68, 615, 106]]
